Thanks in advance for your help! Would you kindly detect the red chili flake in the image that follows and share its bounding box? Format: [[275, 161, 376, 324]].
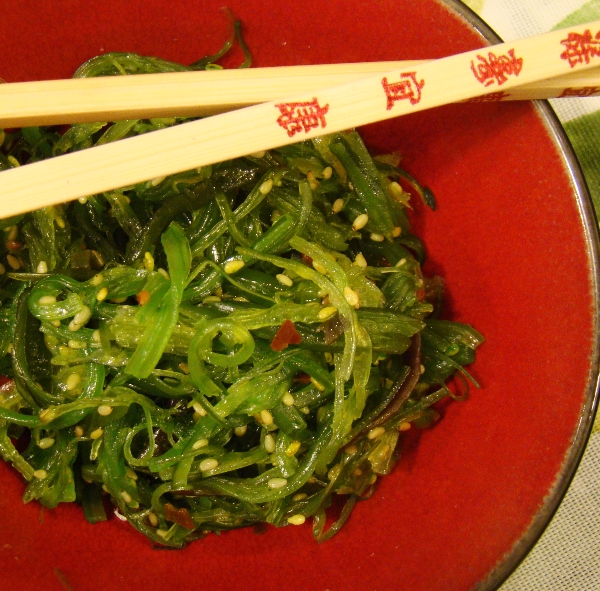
[[270, 319, 302, 352], [164, 503, 196, 530], [0, 377, 14, 392], [293, 373, 312, 384], [416, 289, 426, 301], [5, 240, 23, 251], [301, 254, 313, 266], [136, 290, 151, 306]]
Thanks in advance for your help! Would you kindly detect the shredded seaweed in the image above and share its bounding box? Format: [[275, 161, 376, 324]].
[[0, 39, 483, 548]]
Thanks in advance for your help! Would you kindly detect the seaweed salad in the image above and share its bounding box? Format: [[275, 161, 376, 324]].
[[0, 26, 483, 547]]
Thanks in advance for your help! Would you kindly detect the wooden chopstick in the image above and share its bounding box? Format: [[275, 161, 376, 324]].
[[1, 61, 600, 128], [1, 20, 600, 218]]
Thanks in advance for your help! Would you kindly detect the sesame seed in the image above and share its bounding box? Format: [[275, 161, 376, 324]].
[[300, 406, 310, 415], [267, 477, 288, 489], [343, 286, 360, 308], [74, 426, 85, 437], [312, 261, 328, 275], [276, 273, 293, 287], [292, 492, 307, 501], [38, 295, 57, 305], [282, 392, 295, 407], [0, 263, 5, 275], [352, 213, 369, 231], [234, 425, 247, 437], [69, 306, 91, 331], [148, 512, 159, 527], [120, 490, 132, 503], [77, 197, 88, 204], [259, 409, 274, 426], [199, 458, 219, 472], [388, 181, 404, 199], [332, 198, 344, 213], [51, 320, 61, 328], [38, 437, 55, 449], [370, 233, 385, 242], [392, 226, 402, 237], [109, 297, 127, 304], [288, 514, 306, 525], [250, 150, 265, 158], [345, 445, 357, 455], [89, 274, 104, 286], [126, 467, 138, 481], [33, 469, 48, 480], [224, 259, 245, 274], [96, 287, 109, 301], [90, 427, 104, 440], [151, 175, 166, 186], [259, 179, 274, 194], [327, 463, 341, 480], [395, 258, 407, 268], [318, 306, 337, 320], [202, 296, 221, 304], [367, 426, 386, 439], [178, 362, 190, 374], [322, 166, 333, 180], [264, 434, 276, 453], [306, 171, 318, 190], [36, 260, 48, 274], [286, 441, 301, 457], [143, 251, 155, 272], [157, 268, 170, 280], [192, 438, 209, 450], [7, 254, 22, 270], [114, 509, 127, 521], [7, 155, 20, 168], [310, 377, 326, 392], [353, 253, 368, 269], [67, 340, 87, 349], [97, 405, 113, 416], [55, 217, 66, 229], [191, 402, 207, 417], [324, 352, 334, 364], [90, 250, 105, 269], [6, 226, 18, 241], [92, 330, 101, 342], [398, 422, 412, 431], [420, 364, 426, 375], [156, 529, 168, 538], [66, 373, 81, 391], [353, 468, 363, 476]]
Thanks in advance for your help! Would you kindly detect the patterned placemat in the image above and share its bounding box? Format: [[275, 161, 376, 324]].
[[463, 1, 600, 589]]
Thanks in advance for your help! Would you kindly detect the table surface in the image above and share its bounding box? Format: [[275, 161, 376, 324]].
[[463, 1, 600, 590]]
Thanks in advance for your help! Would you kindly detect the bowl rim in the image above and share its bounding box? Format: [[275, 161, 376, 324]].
[[441, 1, 600, 589]]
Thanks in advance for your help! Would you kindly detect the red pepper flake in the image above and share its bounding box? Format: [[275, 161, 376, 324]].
[[293, 373, 312, 384], [416, 288, 426, 301], [301, 254, 313, 266], [5, 240, 23, 251], [164, 503, 196, 530], [0, 377, 14, 392], [270, 319, 302, 352], [136, 290, 151, 306]]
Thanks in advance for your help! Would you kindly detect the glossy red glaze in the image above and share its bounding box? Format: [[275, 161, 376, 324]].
[[1, 1, 597, 590]]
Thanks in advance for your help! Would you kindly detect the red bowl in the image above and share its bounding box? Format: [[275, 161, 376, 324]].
[[1, 1, 598, 590]]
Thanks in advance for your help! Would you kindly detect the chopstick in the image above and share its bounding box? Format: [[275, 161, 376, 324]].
[[2, 20, 600, 219], [2, 61, 600, 127]]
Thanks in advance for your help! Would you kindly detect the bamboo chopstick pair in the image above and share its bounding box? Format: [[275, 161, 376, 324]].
[[1, 19, 600, 218]]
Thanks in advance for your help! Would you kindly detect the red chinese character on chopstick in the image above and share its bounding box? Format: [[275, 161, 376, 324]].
[[381, 72, 425, 110], [559, 85, 600, 97], [560, 30, 600, 68], [470, 49, 523, 86], [275, 98, 329, 137]]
